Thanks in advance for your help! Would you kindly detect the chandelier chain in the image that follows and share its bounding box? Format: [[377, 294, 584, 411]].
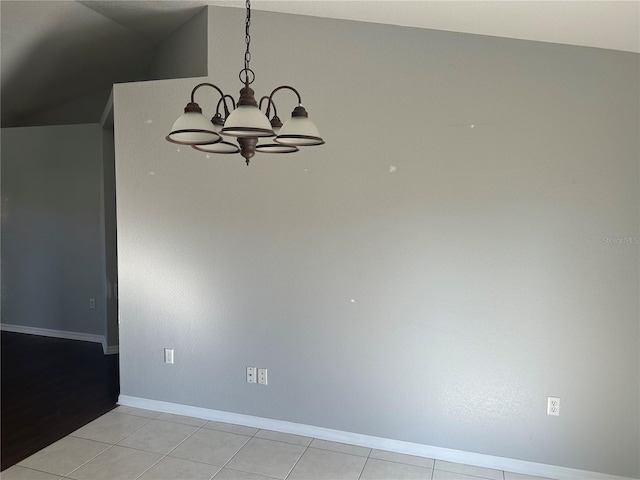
[[244, 0, 251, 72]]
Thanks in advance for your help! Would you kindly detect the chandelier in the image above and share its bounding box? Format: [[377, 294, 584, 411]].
[[166, 0, 324, 165]]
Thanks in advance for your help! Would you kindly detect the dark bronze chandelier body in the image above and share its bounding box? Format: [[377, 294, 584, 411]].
[[166, 0, 324, 165]]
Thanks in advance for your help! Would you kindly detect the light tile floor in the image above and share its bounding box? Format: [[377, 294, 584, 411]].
[[2, 406, 552, 480]]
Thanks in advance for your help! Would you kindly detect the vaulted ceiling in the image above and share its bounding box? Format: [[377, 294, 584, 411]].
[[1, 0, 206, 127], [2, 0, 638, 128]]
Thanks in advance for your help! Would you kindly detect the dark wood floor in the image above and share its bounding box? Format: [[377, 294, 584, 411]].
[[1, 332, 119, 470]]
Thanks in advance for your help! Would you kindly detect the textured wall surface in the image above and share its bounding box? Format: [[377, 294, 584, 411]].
[[115, 7, 639, 477], [1, 124, 105, 336]]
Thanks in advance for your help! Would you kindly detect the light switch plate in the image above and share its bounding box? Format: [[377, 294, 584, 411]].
[[164, 348, 174, 364]]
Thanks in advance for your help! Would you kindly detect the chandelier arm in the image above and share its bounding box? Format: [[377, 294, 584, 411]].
[[215, 97, 224, 115], [267, 85, 303, 107], [221, 94, 236, 116], [190, 82, 227, 105], [258, 96, 278, 118], [225, 95, 236, 108]]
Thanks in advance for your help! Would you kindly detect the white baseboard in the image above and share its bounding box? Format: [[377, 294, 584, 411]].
[[0, 323, 104, 343], [117, 395, 637, 480], [0, 323, 118, 355], [100, 336, 119, 355]]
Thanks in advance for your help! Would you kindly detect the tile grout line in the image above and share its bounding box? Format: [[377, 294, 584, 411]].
[[366, 451, 437, 470], [129, 417, 205, 480], [68, 411, 156, 480], [130, 416, 243, 480], [282, 443, 311, 480], [212, 426, 256, 473], [144, 419, 219, 479], [70, 411, 208, 480], [58, 410, 155, 479], [192, 421, 309, 478], [355, 443, 373, 480], [115, 415, 298, 479], [243, 426, 314, 480], [132, 453, 166, 480], [63, 443, 116, 479], [14, 437, 115, 479], [205, 426, 281, 479], [357, 450, 438, 480]]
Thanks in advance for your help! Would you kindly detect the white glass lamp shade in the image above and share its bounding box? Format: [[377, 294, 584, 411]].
[[255, 143, 298, 154], [193, 141, 240, 154], [166, 110, 221, 145], [275, 115, 324, 146], [221, 105, 274, 138]]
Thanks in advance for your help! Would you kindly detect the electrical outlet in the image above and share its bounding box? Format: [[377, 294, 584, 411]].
[[547, 396, 560, 416], [258, 368, 268, 385], [164, 348, 174, 364], [89, 298, 96, 309], [246, 366, 257, 383]]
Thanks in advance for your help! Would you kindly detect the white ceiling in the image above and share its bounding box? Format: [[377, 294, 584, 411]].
[[1, 0, 638, 127], [0, 0, 206, 126], [216, 0, 640, 54]]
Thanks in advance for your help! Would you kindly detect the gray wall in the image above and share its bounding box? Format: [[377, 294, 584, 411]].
[[148, 7, 208, 81], [101, 120, 119, 349], [115, 7, 639, 477], [1, 124, 105, 336]]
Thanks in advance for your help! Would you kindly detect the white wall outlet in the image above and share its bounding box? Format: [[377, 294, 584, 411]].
[[164, 348, 174, 364], [258, 368, 268, 385], [547, 396, 560, 416], [246, 366, 257, 383], [89, 298, 96, 309]]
